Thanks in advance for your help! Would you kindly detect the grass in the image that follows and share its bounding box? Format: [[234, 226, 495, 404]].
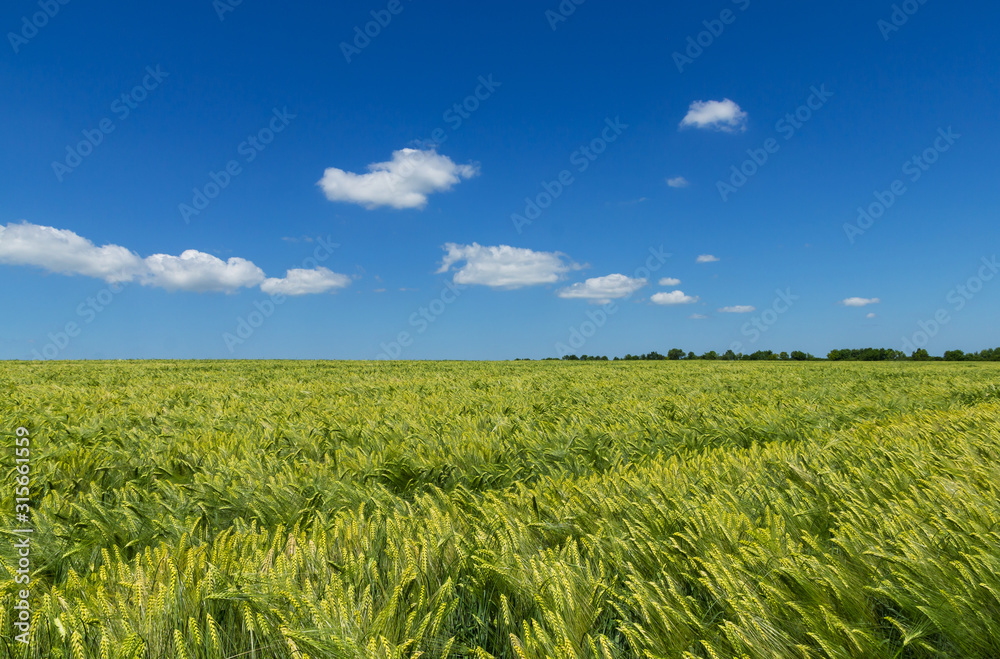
[[1, 360, 999, 657]]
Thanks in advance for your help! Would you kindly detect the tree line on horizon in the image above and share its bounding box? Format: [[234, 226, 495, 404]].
[[529, 347, 1000, 362]]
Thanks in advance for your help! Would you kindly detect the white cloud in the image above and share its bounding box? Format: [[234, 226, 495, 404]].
[[0, 221, 143, 282], [260, 267, 351, 296], [689, 313, 708, 320], [437, 243, 579, 289], [651, 290, 699, 305], [318, 148, 479, 210], [666, 177, 690, 188], [658, 277, 681, 286], [0, 221, 350, 295], [841, 297, 881, 307], [718, 305, 755, 313], [679, 99, 748, 133], [557, 274, 647, 304], [866, 312, 877, 319], [143, 251, 265, 293], [696, 254, 720, 263]]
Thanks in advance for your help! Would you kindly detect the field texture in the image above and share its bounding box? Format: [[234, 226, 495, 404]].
[[2, 361, 1000, 658]]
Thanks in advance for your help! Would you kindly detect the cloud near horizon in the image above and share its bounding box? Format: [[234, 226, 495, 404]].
[[261, 267, 352, 296], [841, 297, 881, 307], [680, 99, 748, 133], [437, 243, 580, 289], [557, 274, 647, 304], [318, 148, 479, 210], [0, 222, 350, 295], [651, 290, 699, 305]]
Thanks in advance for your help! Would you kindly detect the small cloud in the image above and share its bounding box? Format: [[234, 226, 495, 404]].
[[658, 277, 681, 286], [689, 313, 708, 320], [866, 312, 877, 319], [718, 305, 755, 313], [281, 236, 315, 243], [143, 251, 265, 293], [0, 221, 348, 295], [260, 267, 352, 296], [318, 148, 479, 210], [437, 243, 580, 289], [374, 288, 387, 293], [557, 274, 647, 304], [840, 297, 881, 307], [0, 221, 143, 283], [696, 254, 720, 263], [679, 99, 748, 133], [651, 290, 699, 305], [666, 177, 690, 188]]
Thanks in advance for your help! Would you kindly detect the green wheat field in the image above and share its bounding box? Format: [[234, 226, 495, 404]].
[[2, 360, 1000, 658]]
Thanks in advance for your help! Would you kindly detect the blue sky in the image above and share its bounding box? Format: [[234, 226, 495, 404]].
[[2, 0, 998, 360]]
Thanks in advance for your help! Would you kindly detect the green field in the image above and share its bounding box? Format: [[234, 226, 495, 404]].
[[2, 361, 1000, 658]]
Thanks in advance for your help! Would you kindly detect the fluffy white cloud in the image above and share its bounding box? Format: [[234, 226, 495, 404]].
[[866, 312, 877, 319], [437, 243, 579, 289], [260, 267, 352, 296], [0, 221, 350, 295], [557, 274, 647, 303], [142, 251, 265, 293], [0, 222, 143, 282], [696, 254, 720, 263], [666, 176, 690, 188], [718, 305, 755, 313], [841, 297, 881, 307], [318, 148, 479, 210], [651, 290, 699, 305], [680, 99, 748, 133], [658, 277, 681, 286], [689, 314, 708, 320]]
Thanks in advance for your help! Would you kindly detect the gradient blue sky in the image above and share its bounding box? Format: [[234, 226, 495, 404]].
[[2, 0, 997, 360]]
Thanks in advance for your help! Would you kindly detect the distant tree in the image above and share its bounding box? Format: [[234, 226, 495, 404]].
[[790, 350, 809, 361], [723, 349, 737, 361], [702, 350, 719, 360], [687, 351, 697, 360], [943, 350, 966, 361], [779, 352, 790, 360], [911, 348, 931, 361], [828, 348, 905, 361], [980, 347, 1000, 361], [667, 348, 685, 360]]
